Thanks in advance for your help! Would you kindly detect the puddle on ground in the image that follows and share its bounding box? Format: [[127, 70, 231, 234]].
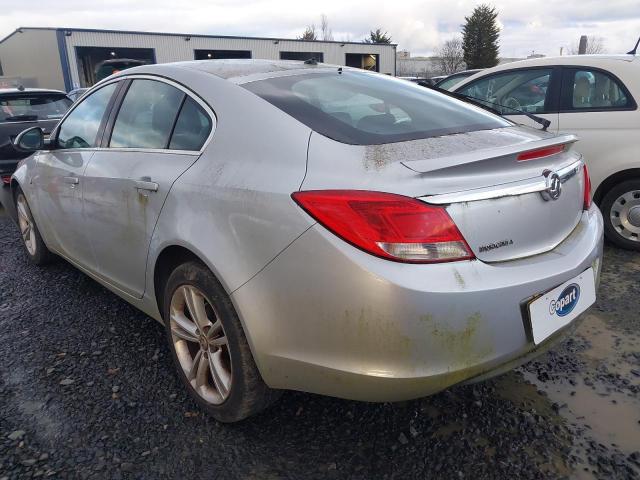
[[523, 372, 640, 454], [493, 373, 574, 478], [495, 311, 640, 477], [528, 313, 640, 455]]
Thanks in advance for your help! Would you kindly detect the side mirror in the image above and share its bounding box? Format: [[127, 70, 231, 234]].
[[14, 127, 44, 152]]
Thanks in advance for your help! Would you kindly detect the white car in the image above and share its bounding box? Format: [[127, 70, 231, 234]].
[[452, 54, 640, 250]]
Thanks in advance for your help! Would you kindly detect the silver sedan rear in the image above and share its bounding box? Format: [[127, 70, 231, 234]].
[[10, 60, 603, 421]]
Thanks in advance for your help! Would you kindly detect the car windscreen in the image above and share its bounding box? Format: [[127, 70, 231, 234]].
[[243, 70, 509, 145], [0, 93, 72, 122]]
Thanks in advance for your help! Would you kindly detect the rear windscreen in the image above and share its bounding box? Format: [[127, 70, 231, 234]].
[[0, 94, 72, 122], [243, 71, 509, 145]]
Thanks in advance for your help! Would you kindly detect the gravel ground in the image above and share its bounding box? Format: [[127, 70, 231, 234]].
[[0, 207, 639, 480]]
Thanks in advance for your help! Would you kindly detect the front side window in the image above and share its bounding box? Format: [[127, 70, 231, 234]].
[[457, 68, 552, 115], [0, 93, 72, 123], [57, 82, 118, 149], [110, 79, 185, 149], [244, 71, 509, 145], [562, 68, 631, 110]]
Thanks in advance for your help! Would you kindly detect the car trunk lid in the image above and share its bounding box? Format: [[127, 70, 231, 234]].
[[404, 134, 584, 262], [303, 126, 586, 263]]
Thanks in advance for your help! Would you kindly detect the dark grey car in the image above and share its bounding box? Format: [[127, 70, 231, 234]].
[[0, 87, 72, 182]]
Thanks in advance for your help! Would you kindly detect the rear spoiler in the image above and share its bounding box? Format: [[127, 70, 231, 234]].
[[401, 133, 578, 174]]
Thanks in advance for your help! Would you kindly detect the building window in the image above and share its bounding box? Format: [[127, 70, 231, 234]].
[[0, 60, 3, 76], [345, 53, 379, 72], [75, 46, 155, 87], [194, 50, 251, 60], [279, 52, 324, 62]]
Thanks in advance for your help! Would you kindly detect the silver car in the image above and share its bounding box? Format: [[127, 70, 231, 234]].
[[10, 60, 603, 422]]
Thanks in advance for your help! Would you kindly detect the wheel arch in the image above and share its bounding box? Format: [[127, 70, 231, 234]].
[[151, 243, 269, 383], [593, 168, 640, 205], [153, 245, 212, 320], [6, 178, 24, 223], [10, 178, 23, 202]]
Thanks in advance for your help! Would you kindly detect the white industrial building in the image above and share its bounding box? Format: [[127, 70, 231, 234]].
[[0, 27, 397, 91]]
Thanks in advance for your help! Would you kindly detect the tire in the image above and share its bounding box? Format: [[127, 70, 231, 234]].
[[13, 187, 55, 265], [601, 179, 640, 251], [162, 261, 281, 422]]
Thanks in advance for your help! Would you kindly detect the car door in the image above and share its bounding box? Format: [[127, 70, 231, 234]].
[[556, 66, 638, 191], [455, 67, 560, 131], [33, 81, 120, 268], [82, 77, 214, 298]]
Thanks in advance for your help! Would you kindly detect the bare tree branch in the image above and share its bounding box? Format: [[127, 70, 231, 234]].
[[569, 35, 606, 54], [435, 38, 466, 75], [320, 14, 333, 41]]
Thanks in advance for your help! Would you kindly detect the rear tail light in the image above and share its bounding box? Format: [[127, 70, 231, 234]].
[[583, 164, 592, 210], [1, 175, 11, 185], [517, 144, 565, 162], [291, 190, 474, 263]]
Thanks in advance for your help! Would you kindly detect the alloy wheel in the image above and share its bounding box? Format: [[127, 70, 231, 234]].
[[16, 194, 36, 256], [610, 190, 640, 242], [169, 285, 232, 405]]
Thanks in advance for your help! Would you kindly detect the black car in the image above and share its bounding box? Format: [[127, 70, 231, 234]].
[[0, 87, 72, 184]]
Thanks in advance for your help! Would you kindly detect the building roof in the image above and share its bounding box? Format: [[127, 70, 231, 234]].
[[0, 26, 397, 47]]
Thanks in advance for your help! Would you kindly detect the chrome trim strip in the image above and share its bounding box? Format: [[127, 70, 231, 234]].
[[52, 147, 200, 156], [421, 159, 583, 205], [557, 160, 581, 182]]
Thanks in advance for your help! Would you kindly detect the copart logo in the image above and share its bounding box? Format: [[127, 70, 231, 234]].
[[549, 284, 580, 317]]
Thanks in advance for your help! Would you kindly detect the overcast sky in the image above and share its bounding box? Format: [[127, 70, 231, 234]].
[[1, 0, 639, 58]]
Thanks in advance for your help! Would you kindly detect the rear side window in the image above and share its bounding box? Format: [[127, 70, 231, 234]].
[[58, 82, 118, 149], [110, 79, 184, 149], [244, 71, 509, 145], [561, 68, 633, 111], [457, 68, 552, 115], [169, 97, 212, 151], [0, 93, 72, 122]]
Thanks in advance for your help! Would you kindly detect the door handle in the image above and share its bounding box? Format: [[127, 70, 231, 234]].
[[63, 176, 79, 186], [134, 179, 159, 192]]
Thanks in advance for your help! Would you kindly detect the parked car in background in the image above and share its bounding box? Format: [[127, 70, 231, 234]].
[[95, 58, 146, 82], [10, 60, 602, 422], [428, 74, 447, 85], [434, 69, 482, 90], [67, 87, 88, 102], [453, 55, 640, 250], [0, 87, 71, 185]]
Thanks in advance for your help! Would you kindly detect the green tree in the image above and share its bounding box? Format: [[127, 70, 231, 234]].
[[462, 4, 500, 69], [364, 28, 392, 44]]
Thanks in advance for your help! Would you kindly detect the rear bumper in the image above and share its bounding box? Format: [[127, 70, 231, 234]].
[[232, 206, 604, 401]]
